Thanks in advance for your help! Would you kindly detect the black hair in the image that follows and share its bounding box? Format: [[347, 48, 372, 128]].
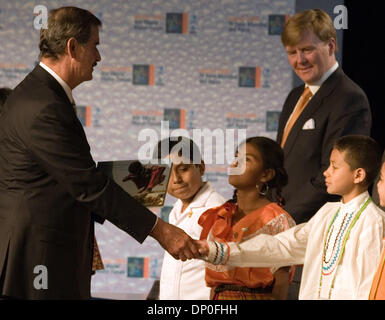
[[231, 136, 288, 207], [333, 135, 382, 187], [154, 136, 202, 163]]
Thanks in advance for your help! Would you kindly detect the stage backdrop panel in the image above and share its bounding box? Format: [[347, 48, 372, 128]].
[[0, 0, 294, 298]]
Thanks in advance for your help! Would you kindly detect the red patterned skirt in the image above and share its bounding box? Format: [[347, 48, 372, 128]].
[[212, 284, 274, 300]]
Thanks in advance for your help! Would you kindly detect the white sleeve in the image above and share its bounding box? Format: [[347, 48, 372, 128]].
[[353, 213, 385, 299], [226, 222, 310, 268]]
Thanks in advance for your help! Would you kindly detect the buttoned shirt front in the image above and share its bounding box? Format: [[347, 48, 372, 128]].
[[159, 182, 226, 300]]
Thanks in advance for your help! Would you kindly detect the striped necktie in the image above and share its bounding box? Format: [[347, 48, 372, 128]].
[[281, 86, 313, 147]]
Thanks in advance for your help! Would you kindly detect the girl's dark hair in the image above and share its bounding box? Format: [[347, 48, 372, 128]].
[[231, 136, 288, 207]]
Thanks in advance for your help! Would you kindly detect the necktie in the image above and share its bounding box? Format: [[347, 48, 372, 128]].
[[72, 99, 104, 271], [281, 86, 313, 147]]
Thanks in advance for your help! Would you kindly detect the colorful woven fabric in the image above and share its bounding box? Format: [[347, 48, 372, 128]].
[[213, 289, 274, 300], [199, 201, 295, 289]]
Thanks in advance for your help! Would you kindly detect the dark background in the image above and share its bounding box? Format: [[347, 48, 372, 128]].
[[343, 1, 385, 151]]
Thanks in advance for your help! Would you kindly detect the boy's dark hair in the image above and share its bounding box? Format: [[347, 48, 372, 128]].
[[154, 136, 202, 163], [333, 135, 382, 187], [232, 136, 288, 206]]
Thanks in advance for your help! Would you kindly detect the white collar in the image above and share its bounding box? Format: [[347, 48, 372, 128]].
[[340, 190, 370, 212], [176, 182, 213, 214], [39, 61, 75, 104], [307, 62, 339, 96]]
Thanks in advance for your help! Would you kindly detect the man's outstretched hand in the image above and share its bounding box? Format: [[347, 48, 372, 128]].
[[150, 218, 201, 261]]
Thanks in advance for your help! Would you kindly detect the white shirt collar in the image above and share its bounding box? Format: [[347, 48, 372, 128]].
[[176, 181, 213, 214], [307, 62, 339, 96], [39, 61, 74, 104], [340, 190, 370, 212]]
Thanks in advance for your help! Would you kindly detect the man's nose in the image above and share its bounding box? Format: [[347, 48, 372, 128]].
[[297, 51, 307, 64]]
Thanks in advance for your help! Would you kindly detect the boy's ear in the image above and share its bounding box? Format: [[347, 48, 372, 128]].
[[353, 168, 366, 184], [261, 168, 275, 183]]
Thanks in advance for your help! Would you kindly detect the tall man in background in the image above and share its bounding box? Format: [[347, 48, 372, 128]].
[[0, 6, 199, 300], [276, 9, 371, 298]]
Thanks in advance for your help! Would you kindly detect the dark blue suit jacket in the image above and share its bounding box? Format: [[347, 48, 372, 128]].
[[0, 65, 157, 299], [277, 67, 371, 223]]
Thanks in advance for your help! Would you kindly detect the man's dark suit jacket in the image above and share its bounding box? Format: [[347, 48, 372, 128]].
[[0, 65, 157, 299], [277, 67, 371, 224]]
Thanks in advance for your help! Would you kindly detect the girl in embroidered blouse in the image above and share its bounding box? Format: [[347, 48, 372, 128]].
[[198, 136, 296, 300]]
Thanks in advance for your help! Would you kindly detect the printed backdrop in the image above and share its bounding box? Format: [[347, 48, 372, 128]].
[[0, 0, 295, 298]]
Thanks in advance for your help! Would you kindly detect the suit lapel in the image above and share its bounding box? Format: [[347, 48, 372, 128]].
[[32, 65, 73, 106], [282, 67, 343, 157]]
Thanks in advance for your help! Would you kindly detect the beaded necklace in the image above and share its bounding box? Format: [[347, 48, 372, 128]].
[[318, 197, 371, 299]]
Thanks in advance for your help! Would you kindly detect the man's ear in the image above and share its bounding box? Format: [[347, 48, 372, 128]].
[[327, 37, 336, 56], [354, 168, 366, 184], [66, 37, 78, 59]]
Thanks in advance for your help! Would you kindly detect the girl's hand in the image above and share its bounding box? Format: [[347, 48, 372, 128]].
[[195, 240, 209, 258]]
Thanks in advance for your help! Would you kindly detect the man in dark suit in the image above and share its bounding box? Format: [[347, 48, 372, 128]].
[[276, 9, 371, 298], [0, 7, 199, 300], [278, 9, 371, 223]]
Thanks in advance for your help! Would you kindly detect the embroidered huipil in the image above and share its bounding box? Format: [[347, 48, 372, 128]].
[[199, 201, 295, 289], [159, 182, 225, 300], [221, 191, 385, 299]]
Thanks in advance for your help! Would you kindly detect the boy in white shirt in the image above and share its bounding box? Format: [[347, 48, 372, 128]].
[[198, 135, 385, 299], [156, 137, 225, 300]]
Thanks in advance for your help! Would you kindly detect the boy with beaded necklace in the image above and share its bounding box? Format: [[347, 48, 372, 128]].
[[198, 135, 385, 299]]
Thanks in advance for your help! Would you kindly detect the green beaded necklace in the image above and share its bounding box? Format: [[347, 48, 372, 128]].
[[318, 197, 371, 299]]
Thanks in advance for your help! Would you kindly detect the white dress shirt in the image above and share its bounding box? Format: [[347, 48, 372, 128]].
[[307, 62, 339, 96], [39, 61, 75, 104], [159, 182, 226, 300], [283, 62, 339, 131], [224, 191, 385, 299]]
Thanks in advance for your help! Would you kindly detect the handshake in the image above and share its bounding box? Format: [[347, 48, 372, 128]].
[[150, 218, 210, 261]]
